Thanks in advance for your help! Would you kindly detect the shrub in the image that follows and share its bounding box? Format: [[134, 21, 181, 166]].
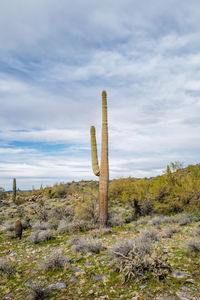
[[133, 237, 153, 255], [32, 222, 48, 231], [162, 227, 177, 238], [100, 228, 112, 235], [70, 237, 104, 254], [4, 231, 16, 239], [52, 183, 69, 198], [47, 218, 59, 230], [27, 281, 50, 300], [178, 215, 192, 226], [22, 217, 32, 230], [185, 239, 200, 253], [111, 248, 171, 282], [0, 258, 15, 277], [49, 205, 74, 220], [149, 216, 163, 226], [108, 213, 124, 227], [28, 230, 53, 244], [135, 216, 150, 226], [110, 237, 152, 260], [162, 216, 178, 224], [72, 219, 95, 231], [2, 223, 14, 232], [74, 194, 99, 224], [57, 219, 95, 234], [139, 229, 159, 243], [195, 227, 200, 236], [0, 187, 7, 200], [110, 240, 133, 258], [67, 235, 80, 246], [40, 250, 70, 272], [57, 220, 72, 233]]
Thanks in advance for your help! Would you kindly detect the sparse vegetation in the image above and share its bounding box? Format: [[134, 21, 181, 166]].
[[70, 236, 104, 254], [162, 226, 178, 238], [40, 250, 70, 272], [27, 281, 50, 300], [28, 230, 53, 244], [1, 164, 200, 299], [112, 245, 171, 282], [185, 239, 200, 253], [0, 258, 15, 277]]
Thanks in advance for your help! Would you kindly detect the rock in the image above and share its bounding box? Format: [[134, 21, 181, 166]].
[[83, 263, 93, 268], [23, 279, 33, 287], [4, 293, 14, 299], [176, 291, 196, 300], [68, 276, 79, 282], [1, 249, 10, 254], [182, 286, 189, 291], [172, 270, 189, 279], [186, 279, 195, 284], [139, 285, 146, 290], [10, 251, 18, 256], [71, 266, 85, 273], [163, 248, 169, 253], [48, 282, 66, 290], [92, 274, 108, 282]]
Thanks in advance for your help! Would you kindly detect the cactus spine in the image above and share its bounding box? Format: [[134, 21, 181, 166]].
[[13, 178, 16, 202], [90, 90, 109, 227]]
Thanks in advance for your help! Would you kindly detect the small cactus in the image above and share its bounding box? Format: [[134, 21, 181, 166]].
[[90, 91, 109, 227], [12, 178, 16, 202], [14, 219, 23, 240]]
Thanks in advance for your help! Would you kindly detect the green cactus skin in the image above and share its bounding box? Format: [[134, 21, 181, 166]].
[[90, 90, 109, 227], [13, 178, 16, 202]]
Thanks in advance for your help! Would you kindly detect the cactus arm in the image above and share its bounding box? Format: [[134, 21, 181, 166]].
[[90, 126, 100, 176]]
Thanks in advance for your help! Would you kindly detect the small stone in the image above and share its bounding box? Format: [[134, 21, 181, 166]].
[[92, 274, 108, 282], [4, 293, 14, 299], [10, 251, 17, 256], [176, 291, 195, 300], [83, 263, 93, 268], [163, 248, 169, 253], [48, 282, 66, 290], [172, 270, 189, 279], [2, 250, 10, 254], [23, 279, 33, 287], [139, 285, 146, 290], [182, 286, 189, 291], [68, 276, 79, 282], [186, 279, 195, 284], [71, 266, 85, 273]]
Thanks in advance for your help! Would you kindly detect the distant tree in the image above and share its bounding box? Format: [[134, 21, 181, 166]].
[[170, 161, 184, 172], [0, 187, 7, 200]]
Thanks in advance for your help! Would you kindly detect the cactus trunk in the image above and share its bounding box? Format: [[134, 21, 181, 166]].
[[90, 91, 109, 228]]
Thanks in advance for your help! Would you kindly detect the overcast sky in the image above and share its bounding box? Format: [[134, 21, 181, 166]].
[[1, 0, 200, 190]]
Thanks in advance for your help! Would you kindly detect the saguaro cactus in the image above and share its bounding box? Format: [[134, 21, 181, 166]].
[[90, 90, 109, 227], [13, 178, 16, 202]]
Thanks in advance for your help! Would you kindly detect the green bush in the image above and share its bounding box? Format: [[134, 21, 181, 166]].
[[0, 187, 7, 200]]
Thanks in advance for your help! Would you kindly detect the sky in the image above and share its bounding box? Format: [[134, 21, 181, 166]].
[[1, 0, 200, 190]]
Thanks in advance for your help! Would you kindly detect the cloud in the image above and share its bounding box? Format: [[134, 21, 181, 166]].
[[1, 0, 200, 189]]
